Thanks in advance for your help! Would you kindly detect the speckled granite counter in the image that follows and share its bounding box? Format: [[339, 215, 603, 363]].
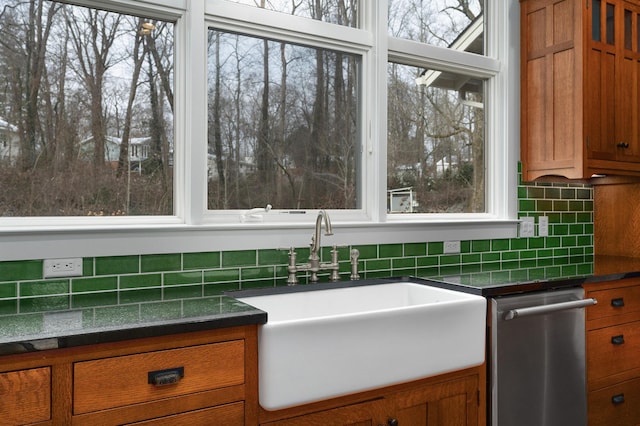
[[416, 274, 589, 297], [0, 295, 266, 356], [416, 271, 640, 300], [5, 260, 640, 356]]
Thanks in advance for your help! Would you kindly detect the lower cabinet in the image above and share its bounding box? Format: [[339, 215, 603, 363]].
[[585, 278, 640, 426], [0, 325, 258, 426], [1, 325, 483, 426], [260, 368, 483, 426]]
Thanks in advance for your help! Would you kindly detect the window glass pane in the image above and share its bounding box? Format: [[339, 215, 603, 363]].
[[593, 0, 602, 42], [0, 0, 174, 216], [224, 0, 359, 27], [207, 30, 360, 210], [607, 3, 615, 45], [387, 63, 485, 213], [388, 0, 484, 55]]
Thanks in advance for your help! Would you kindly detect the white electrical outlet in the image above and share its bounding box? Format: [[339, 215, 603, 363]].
[[538, 216, 549, 237], [444, 241, 461, 254], [520, 217, 535, 238], [43, 258, 83, 278]]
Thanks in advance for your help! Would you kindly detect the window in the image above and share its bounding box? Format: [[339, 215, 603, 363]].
[[2, 0, 518, 260], [387, 64, 485, 214], [0, 0, 174, 217], [206, 31, 360, 210]]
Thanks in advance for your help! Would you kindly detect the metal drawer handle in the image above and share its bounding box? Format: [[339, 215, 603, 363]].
[[611, 335, 625, 345], [148, 367, 184, 386], [503, 298, 597, 321], [612, 393, 625, 405], [611, 298, 625, 308]]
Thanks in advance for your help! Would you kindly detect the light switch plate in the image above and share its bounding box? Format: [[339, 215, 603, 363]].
[[538, 216, 549, 237], [520, 217, 535, 238]]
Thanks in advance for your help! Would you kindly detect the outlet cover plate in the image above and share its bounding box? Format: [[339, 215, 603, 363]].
[[43, 258, 83, 278], [444, 241, 461, 254]]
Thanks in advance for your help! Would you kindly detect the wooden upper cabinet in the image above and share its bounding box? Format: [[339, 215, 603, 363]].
[[521, 0, 640, 181]]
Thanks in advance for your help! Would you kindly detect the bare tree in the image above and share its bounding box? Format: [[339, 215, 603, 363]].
[[66, 7, 122, 168], [116, 17, 145, 177]]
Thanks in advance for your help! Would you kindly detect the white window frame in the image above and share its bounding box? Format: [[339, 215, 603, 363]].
[[0, 0, 519, 261]]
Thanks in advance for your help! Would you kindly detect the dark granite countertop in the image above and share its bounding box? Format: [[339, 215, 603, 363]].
[[6, 256, 640, 356], [0, 295, 266, 356]]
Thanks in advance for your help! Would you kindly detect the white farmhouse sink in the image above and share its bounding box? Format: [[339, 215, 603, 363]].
[[237, 281, 486, 411]]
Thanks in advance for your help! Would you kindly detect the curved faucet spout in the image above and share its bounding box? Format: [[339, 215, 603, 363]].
[[311, 210, 333, 256]]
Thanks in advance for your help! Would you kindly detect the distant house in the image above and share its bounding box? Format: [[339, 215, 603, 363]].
[[207, 154, 256, 180], [78, 135, 152, 169], [0, 117, 20, 164]]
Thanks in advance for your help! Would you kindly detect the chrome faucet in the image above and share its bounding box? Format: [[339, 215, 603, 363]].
[[287, 210, 358, 285], [309, 210, 333, 265]]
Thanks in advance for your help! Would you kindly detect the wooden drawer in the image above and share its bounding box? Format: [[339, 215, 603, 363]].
[[587, 321, 640, 383], [588, 376, 640, 426], [0, 367, 51, 425], [587, 284, 640, 321], [74, 340, 244, 414], [127, 402, 244, 425]]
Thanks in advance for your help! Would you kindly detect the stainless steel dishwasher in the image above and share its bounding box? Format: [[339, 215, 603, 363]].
[[490, 287, 597, 426]]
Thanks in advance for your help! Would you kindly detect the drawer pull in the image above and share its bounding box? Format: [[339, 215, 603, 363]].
[[612, 393, 625, 405], [611, 298, 625, 308], [148, 367, 184, 386], [611, 335, 625, 345]]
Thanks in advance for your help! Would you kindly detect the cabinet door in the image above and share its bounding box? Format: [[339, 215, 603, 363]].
[[390, 375, 479, 426], [587, 320, 640, 383], [0, 367, 51, 426], [617, 1, 640, 162], [588, 0, 640, 165], [588, 376, 640, 426], [587, 0, 618, 162], [521, 0, 585, 180], [260, 399, 383, 426], [126, 402, 244, 426]]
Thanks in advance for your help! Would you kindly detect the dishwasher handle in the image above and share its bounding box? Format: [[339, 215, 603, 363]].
[[504, 298, 598, 321]]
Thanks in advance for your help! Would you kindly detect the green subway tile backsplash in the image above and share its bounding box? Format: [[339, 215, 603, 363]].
[[183, 252, 220, 270], [95, 256, 139, 275], [141, 254, 181, 273], [0, 167, 594, 315], [0, 260, 42, 281]]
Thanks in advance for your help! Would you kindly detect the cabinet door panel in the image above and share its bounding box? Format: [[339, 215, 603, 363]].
[[127, 402, 244, 426], [588, 376, 640, 426], [74, 340, 244, 414], [392, 376, 478, 426], [586, 282, 640, 322], [0, 367, 51, 425], [260, 399, 382, 426], [587, 320, 640, 382]]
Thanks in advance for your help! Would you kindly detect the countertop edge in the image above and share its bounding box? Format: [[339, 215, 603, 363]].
[[0, 309, 267, 356]]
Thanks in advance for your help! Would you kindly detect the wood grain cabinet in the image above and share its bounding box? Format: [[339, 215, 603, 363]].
[[585, 278, 640, 425], [0, 367, 51, 426], [521, 0, 640, 181], [0, 326, 258, 426], [259, 367, 483, 426]]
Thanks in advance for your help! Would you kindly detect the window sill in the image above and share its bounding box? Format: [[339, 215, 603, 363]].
[[0, 219, 519, 261]]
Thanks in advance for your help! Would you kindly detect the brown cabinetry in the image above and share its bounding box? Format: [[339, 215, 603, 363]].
[[259, 367, 484, 426], [585, 278, 640, 425], [521, 0, 640, 181], [0, 367, 51, 425], [0, 326, 257, 426]]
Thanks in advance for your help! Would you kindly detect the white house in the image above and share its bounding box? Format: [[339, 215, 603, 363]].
[[0, 117, 19, 164], [78, 135, 152, 168]]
